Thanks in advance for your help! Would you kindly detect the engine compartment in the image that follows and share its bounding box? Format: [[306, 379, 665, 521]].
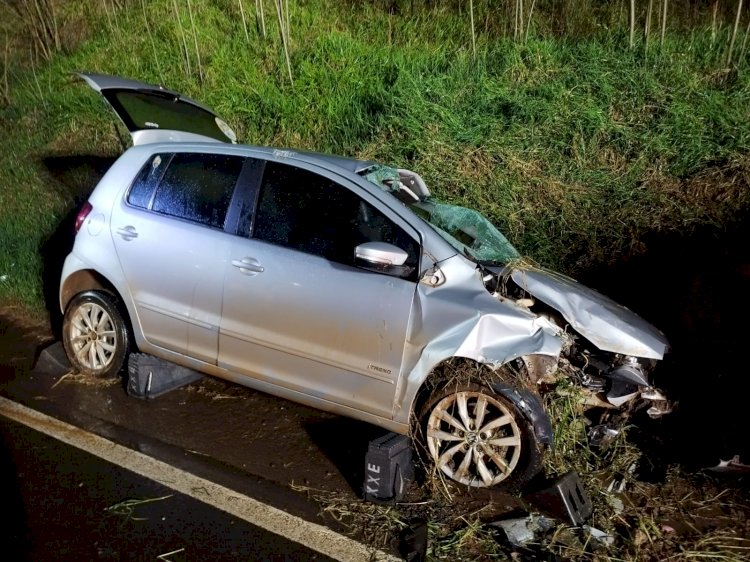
[[480, 264, 673, 445]]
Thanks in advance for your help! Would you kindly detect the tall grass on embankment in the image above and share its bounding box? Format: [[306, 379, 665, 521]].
[[1, 0, 749, 313]]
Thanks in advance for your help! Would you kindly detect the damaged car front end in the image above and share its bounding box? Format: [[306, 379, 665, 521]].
[[489, 265, 673, 421], [493, 265, 672, 419], [363, 165, 672, 486]]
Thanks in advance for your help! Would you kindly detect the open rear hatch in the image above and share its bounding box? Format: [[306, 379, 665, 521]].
[[76, 72, 237, 145]]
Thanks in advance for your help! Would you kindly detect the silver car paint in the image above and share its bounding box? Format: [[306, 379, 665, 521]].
[[131, 129, 226, 145], [392, 254, 565, 425], [76, 72, 176, 93], [219, 231, 416, 419], [509, 267, 668, 359], [62, 140, 669, 434]]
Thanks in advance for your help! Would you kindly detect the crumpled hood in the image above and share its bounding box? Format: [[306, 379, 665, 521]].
[[509, 267, 668, 359]]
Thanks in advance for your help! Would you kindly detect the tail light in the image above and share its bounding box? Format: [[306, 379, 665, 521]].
[[74, 202, 93, 234]]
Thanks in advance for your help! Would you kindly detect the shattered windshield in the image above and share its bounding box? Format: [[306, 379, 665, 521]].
[[361, 165, 520, 264]]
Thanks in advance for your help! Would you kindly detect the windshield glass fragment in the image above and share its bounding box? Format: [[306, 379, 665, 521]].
[[360, 165, 520, 264]]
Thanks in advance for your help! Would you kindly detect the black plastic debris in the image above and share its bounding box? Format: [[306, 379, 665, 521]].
[[399, 518, 427, 562], [34, 341, 71, 373], [523, 470, 593, 525], [362, 432, 414, 504], [127, 353, 203, 399]]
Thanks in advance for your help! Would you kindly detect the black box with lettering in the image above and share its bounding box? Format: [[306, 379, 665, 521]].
[[363, 433, 414, 504]]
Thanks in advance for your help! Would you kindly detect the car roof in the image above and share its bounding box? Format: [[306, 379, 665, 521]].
[[286, 149, 376, 174]]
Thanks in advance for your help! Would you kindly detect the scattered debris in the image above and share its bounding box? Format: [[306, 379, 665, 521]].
[[51, 371, 119, 388], [50, 371, 75, 389], [157, 547, 185, 561], [490, 513, 555, 547], [588, 424, 619, 448], [583, 525, 615, 547], [181, 378, 247, 400], [524, 471, 593, 525], [290, 483, 410, 550], [605, 461, 637, 495], [706, 454, 750, 474], [105, 495, 173, 522], [605, 493, 625, 514]]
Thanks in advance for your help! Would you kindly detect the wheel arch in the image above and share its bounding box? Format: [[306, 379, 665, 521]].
[[61, 269, 114, 310], [408, 356, 554, 447], [60, 268, 140, 351]]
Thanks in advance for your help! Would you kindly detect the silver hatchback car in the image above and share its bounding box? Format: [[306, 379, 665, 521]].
[[60, 73, 670, 489]]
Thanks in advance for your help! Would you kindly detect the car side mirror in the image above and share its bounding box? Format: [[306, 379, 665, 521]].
[[354, 242, 412, 278]]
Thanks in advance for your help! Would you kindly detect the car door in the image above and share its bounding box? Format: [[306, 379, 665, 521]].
[[112, 151, 244, 362], [218, 159, 420, 418]]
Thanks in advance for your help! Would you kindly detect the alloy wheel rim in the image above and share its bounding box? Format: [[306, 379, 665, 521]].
[[426, 391, 522, 487], [68, 303, 117, 371]]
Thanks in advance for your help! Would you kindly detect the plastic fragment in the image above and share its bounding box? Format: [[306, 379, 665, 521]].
[[706, 454, 750, 474], [491, 514, 556, 547], [584, 525, 615, 546]]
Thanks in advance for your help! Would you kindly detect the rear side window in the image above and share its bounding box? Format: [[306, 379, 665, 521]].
[[128, 152, 244, 229], [128, 153, 170, 208]]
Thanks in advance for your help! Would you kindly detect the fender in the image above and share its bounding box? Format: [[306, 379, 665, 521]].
[[490, 381, 554, 446]]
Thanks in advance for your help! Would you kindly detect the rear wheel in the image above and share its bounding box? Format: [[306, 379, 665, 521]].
[[62, 291, 129, 378], [418, 383, 541, 489]]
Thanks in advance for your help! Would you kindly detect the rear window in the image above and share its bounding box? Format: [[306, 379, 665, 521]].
[[127, 152, 244, 229], [110, 91, 232, 142]]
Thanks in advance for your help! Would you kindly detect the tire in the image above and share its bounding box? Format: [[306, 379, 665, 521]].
[[417, 383, 542, 489], [62, 291, 129, 378]]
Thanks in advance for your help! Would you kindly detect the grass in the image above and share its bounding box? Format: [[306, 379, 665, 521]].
[[105, 494, 173, 522], [1, 1, 749, 313]]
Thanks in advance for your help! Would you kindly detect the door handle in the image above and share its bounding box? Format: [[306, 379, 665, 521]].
[[116, 225, 138, 241], [231, 257, 264, 275]]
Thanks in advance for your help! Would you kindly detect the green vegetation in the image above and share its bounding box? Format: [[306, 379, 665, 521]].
[[1, 0, 750, 312]]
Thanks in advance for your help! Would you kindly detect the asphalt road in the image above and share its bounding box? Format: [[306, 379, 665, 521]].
[[1, 413, 335, 561], [0, 338, 401, 561]]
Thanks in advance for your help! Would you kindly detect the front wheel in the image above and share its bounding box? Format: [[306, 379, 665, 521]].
[[418, 383, 542, 489], [62, 291, 129, 378]]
